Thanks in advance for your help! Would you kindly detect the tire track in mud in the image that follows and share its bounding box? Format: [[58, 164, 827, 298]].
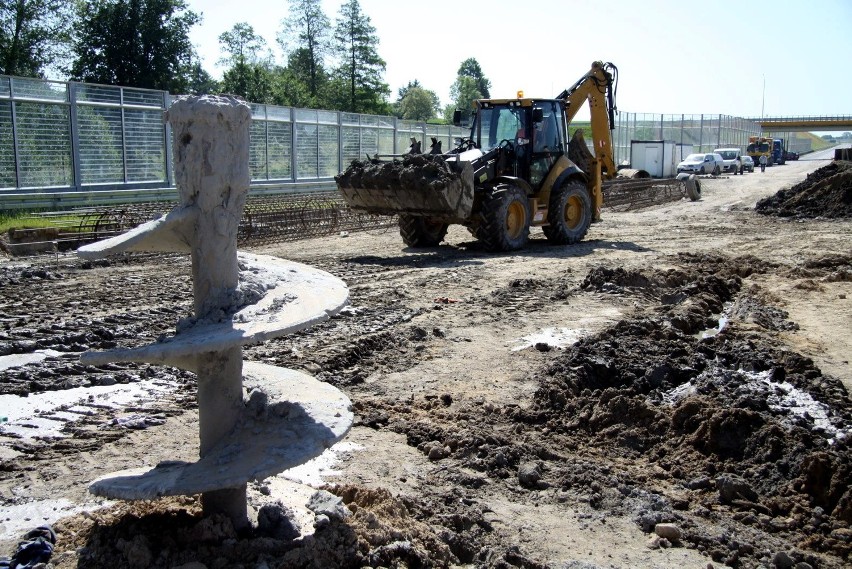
[[246, 253, 466, 387]]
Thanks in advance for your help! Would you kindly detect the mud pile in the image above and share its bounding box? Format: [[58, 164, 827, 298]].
[[755, 160, 852, 218], [530, 255, 852, 565], [356, 254, 852, 567], [48, 486, 452, 569], [335, 154, 459, 192]]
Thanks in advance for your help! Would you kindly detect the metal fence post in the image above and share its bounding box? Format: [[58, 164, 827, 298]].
[[290, 107, 297, 181], [9, 82, 20, 189], [717, 115, 722, 149], [337, 111, 343, 175], [120, 87, 128, 183], [68, 82, 83, 191], [264, 105, 270, 181], [698, 114, 704, 152], [164, 92, 174, 187], [393, 117, 398, 154]]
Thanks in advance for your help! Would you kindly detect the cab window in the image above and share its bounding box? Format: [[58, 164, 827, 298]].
[[476, 106, 526, 151]]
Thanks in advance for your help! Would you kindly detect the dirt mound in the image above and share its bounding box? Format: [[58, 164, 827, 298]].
[[49, 486, 453, 569], [528, 259, 852, 564], [756, 161, 852, 218]]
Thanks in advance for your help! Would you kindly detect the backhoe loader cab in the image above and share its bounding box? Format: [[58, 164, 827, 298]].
[[336, 61, 620, 252], [467, 98, 568, 190]]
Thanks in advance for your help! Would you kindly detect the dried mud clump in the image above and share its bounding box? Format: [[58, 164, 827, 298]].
[[756, 160, 852, 218]]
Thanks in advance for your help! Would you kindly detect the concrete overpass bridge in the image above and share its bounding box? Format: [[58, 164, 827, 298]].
[[743, 116, 852, 132]]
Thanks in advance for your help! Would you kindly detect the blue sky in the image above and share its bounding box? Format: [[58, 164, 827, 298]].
[[186, 0, 851, 124]]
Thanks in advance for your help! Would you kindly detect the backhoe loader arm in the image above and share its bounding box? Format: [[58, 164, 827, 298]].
[[556, 61, 618, 220]]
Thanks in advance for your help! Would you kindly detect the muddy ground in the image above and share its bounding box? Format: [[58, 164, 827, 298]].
[[1, 159, 851, 569]]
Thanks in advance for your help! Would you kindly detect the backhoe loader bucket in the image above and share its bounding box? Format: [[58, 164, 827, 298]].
[[336, 154, 475, 219]]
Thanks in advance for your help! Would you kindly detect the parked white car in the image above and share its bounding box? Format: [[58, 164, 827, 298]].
[[676, 153, 723, 175], [714, 148, 743, 175]]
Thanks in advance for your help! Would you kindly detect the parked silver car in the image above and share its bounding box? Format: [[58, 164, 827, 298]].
[[741, 155, 755, 172], [714, 148, 743, 175], [677, 153, 723, 175]]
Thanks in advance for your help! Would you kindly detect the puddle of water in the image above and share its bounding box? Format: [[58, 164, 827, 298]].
[[696, 302, 732, 339], [698, 314, 729, 339], [0, 379, 180, 440], [512, 328, 585, 351], [661, 380, 696, 405], [0, 349, 65, 371], [662, 368, 851, 444], [751, 371, 850, 442], [0, 498, 105, 542], [279, 441, 363, 486]]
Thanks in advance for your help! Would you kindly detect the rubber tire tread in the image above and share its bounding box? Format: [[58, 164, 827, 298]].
[[478, 185, 530, 252], [399, 215, 449, 247], [542, 180, 592, 244], [684, 175, 701, 201]]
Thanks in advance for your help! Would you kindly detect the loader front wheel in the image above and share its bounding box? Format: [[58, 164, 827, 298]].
[[479, 185, 530, 251], [542, 181, 592, 245], [399, 215, 448, 247]]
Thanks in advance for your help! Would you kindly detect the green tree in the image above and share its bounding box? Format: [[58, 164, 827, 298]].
[[449, 75, 483, 124], [221, 60, 274, 103], [396, 79, 423, 101], [277, 0, 329, 100], [271, 65, 313, 108], [331, 0, 388, 114], [185, 59, 219, 95], [397, 86, 439, 121], [218, 22, 270, 66], [0, 0, 74, 77], [217, 22, 273, 102], [70, 0, 200, 92], [457, 57, 490, 98], [280, 46, 327, 107]]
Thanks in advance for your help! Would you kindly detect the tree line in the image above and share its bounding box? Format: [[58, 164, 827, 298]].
[[0, 0, 492, 123]]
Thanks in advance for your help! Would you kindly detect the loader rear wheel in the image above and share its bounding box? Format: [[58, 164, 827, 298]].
[[479, 185, 530, 252], [542, 181, 592, 245], [399, 215, 448, 247]]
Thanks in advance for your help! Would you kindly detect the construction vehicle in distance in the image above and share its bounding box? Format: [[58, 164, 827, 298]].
[[771, 138, 787, 165], [336, 61, 695, 252], [747, 136, 786, 166], [747, 136, 772, 166]]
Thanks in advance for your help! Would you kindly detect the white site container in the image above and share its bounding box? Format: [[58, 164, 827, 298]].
[[630, 140, 677, 178]]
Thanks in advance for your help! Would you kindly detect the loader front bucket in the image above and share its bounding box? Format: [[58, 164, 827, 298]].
[[335, 154, 475, 220]]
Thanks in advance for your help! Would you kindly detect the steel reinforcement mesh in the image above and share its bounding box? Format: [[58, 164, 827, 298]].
[[11, 182, 689, 257], [63, 192, 396, 248]]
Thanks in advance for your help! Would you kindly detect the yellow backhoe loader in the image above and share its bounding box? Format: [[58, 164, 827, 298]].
[[336, 62, 694, 251]]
